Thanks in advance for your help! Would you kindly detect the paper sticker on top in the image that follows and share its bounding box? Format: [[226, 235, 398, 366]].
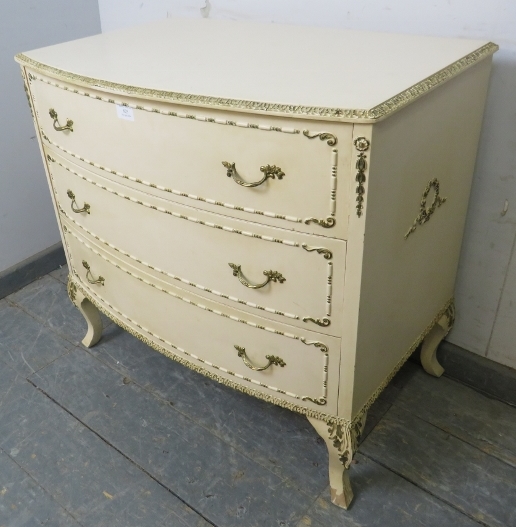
[[116, 104, 134, 121]]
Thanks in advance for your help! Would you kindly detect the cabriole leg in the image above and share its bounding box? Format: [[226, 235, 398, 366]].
[[67, 277, 103, 347], [307, 412, 367, 510], [420, 301, 455, 377]]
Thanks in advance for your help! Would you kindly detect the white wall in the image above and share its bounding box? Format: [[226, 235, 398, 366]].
[[0, 1, 101, 274], [99, 0, 516, 370]]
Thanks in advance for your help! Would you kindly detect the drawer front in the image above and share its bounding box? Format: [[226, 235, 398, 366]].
[[63, 223, 340, 413], [29, 70, 351, 239], [46, 148, 346, 336]]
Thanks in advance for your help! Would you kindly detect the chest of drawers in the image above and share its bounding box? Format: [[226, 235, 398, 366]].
[[16, 18, 497, 509]]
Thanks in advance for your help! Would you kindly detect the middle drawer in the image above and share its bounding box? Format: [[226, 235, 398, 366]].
[[46, 148, 346, 336]]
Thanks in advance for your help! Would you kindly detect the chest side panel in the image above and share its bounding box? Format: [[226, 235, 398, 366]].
[[348, 58, 493, 416]]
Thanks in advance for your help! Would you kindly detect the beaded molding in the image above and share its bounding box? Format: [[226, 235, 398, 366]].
[[17, 43, 497, 121], [48, 154, 335, 325], [43, 127, 302, 222], [63, 225, 329, 405], [46, 154, 299, 247]]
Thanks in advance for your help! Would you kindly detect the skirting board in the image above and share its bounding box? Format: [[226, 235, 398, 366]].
[[0, 242, 66, 299], [413, 341, 516, 408]]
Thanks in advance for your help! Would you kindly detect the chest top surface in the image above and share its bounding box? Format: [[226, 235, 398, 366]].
[[17, 18, 496, 122]]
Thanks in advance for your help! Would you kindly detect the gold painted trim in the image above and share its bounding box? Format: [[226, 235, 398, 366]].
[[17, 42, 497, 121]]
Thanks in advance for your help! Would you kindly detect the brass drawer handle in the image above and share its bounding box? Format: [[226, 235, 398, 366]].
[[82, 260, 104, 285], [67, 190, 90, 214], [49, 108, 73, 132], [222, 162, 284, 188], [229, 263, 285, 289], [235, 345, 286, 371]]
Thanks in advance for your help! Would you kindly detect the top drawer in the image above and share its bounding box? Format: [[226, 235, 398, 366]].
[[27, 71, 352, 239]]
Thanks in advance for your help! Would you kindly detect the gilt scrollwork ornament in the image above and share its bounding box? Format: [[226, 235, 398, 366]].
[[21, 75, 34, 118], [302, 130, 338, 146], [404, 178, 447, 239], [301, 244, 333, 260], [67, 278, 78, 304], [304, 217, 336, 228], [444, 301, 455, 329], [354, 137, 370, 217], [327, 412, 367, 468], [302, 316, 331, 327]]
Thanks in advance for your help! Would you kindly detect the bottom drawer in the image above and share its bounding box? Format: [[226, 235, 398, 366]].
[[62, 222, 340, 414]]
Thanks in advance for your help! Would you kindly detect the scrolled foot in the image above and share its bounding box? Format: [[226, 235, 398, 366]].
[[420, 301, 455, 378], [67, 278, 103, 347], [308, 411, 367, 510]]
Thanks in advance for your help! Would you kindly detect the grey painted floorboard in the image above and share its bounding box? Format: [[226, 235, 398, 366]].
[[0, 368, 210, 526], [0, 449, 81, 527], [29, 347, 316, 527], [0, 299, 73, 375], [392, 368, 516, 468], [360, 407, 516, 527], [298, 454, 482, 527], [49, 264, 69, 285], [7, 275, 110, 346]]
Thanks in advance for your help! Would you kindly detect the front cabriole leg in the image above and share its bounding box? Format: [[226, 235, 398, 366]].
[[308, 411, 367, 509], [420, 301, 455, 377], [67, 277, 103, 347]]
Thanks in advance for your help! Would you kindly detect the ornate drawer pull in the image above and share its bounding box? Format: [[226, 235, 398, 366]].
[[49, 108, 73, 132], [222, 161, 284, 188], [235, 345, 286, 371], [67, 190, 90, 214], [82, 260, 104, 285], [229, 263, 285, 289]]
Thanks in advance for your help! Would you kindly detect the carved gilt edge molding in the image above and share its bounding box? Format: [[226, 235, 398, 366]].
[[17, 43, 497, 121], [405, 178, 447, 239]]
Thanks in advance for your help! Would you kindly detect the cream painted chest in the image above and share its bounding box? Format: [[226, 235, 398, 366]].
[[16, 19, 497, 509]]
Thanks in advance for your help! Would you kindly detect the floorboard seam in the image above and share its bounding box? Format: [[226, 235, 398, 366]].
[[442, 374, 516, 409], [81, 345, 324, 502], [390, 403, 516, 469], [358, 450, 488, 527], [0, 445, 86, 527], [26, 378, 218, 527]]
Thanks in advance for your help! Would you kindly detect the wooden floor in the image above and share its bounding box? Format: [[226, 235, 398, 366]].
[[1, 266, 515, 527]]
